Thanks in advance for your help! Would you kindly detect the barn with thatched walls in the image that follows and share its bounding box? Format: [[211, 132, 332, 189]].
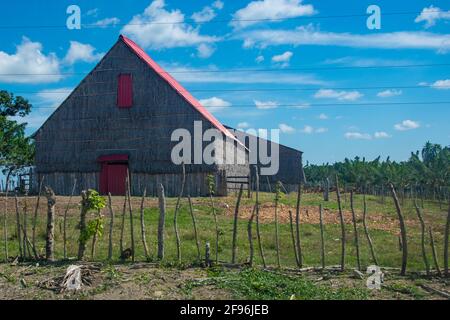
[[225, 126, 304, 193], [32, 35, 249, 197]]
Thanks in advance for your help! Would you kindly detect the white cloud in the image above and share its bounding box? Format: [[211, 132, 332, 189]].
[[271, 51, 293, 67], [213, 1, 224, 10], [35, 88, 72, 109], [300, 125, 328, 134], [315, 127, 328, 133], [237, 25, 450, 52], [431, 79, 450, 90], [377, 89, 403, 98], [323, 56, 416, 67], [192, 6, 216, 23], [121, 0, 218, 51], [254, 100, 278, 109], [162, 64, 325, 85], [415, 5, 450, 28], [318, 113, 328, 120], [314, 89, 363, 101], [64, 41, 104, 65], [197, 43, 215, 58], [237, 122, 250, 129], [344, 132, 372, 140], [93, 17, 121, 27], [300, 125, 313, 134], [394, 120, 420, 131], [272, 51, 293, 62], [279, 123, 295, 134], [374, 131, 391, 139], [0, 37, 61, 84], [255, 55, 265, 63], [198, 96, 231, 112], [231, 0, 316, 29]]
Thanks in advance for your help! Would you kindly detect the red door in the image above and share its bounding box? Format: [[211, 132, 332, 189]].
[[100, 163, 128, 195]]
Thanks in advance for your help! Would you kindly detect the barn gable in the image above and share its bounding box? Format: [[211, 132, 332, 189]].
[[33, 35, 249, 196]]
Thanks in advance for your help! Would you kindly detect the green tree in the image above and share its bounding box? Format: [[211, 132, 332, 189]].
[[0, 90, 34, 183]]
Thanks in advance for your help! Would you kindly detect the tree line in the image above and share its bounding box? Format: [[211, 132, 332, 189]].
[[304, 142, 450, 201]]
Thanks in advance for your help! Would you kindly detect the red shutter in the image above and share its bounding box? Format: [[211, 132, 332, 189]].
[[117, 74, 133, 108]]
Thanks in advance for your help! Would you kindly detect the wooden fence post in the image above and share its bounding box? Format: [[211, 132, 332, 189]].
[[350, 190, 361, 270], [126, 171, 135, 263], [231, 184, 244, 264], [247, 205, 256, 267], [295, 183, 303, 268], [174, 164, 186, 263], [444, 201, 450, 277], [362, 193, 378, 265], [139, 188, 149, 259], [119, 187, 127, 255], [390, 183, 408, 276], [319, 204, 326, 270], [63, 179, 77, 260], [188, 195, 201, 261], [205, 242, 211, 267], [429, 227, 442, 277], [107, 193, 114, 260], [254, 166, 266, 268], [44, 187, 56, 262], [288, 210, 300, 268], [335, 175, 346, 271], [414, 200, 430, 276], [14, 194, 23, 259], [157, 183, 166, 260], [78, 191, 89, 261]]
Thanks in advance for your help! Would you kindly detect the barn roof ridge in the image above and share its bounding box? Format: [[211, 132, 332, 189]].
[[119, 34, 238, 143]]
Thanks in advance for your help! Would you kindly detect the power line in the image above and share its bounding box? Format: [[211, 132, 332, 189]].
[[28, 101, 450, 110], [9, 84, 450, 96], [0, 63, 448, 77], [0, 10, 440, 29]]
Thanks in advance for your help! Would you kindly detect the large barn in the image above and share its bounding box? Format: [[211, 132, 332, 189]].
[[32, 35, 303, 196]]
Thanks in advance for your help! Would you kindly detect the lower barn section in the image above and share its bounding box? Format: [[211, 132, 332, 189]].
[[31, 171, 233, 197]]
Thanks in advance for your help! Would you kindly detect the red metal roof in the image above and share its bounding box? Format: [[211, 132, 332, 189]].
[[119, 35, 237, 141]]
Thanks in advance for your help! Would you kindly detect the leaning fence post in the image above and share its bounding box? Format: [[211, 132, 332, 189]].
[[390, 183, 408, 276], [231, 184, 244, 264], [157, 183, 166, 260], [429, 227, 442, 277], [274, 182, 282, 268], [44, 187, 56, 262], [362, 192, 378, 265]]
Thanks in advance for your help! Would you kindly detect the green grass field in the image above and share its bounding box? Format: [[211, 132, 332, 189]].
[[1, 191, 448, 273]]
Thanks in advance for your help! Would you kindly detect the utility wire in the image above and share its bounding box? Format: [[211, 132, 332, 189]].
[[8, 84, 450, 95], [0, 63, 448, 77], [0, 10, 441, 29], [27, 101, 450, 110]]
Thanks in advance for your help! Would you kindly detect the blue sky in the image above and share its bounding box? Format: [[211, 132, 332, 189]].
[[0, 0, 449, 164]]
